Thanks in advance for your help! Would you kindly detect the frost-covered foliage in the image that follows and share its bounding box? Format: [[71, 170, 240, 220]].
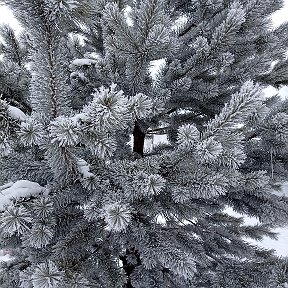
[[0, 24, 31, 114], [1, 0, 288, 287]]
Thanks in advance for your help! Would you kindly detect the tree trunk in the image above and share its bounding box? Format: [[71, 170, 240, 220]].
[[133, 121, 145, 157], [121, 123, 145, 287], [120, 249, 141, 288]]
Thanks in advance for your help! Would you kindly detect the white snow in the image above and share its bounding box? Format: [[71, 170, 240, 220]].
[[0, 100, 27, 121], [0, 181, 13, 190], [0, 254, 12, 262], [77, 159, 94, 178], [78, 72, 88, 82], [7, 105, 27, 121], [0, 180, 47, 211], [70, 72, 88, 82], [71, 113, 88, 123], [70, 71, 78, 78], [0, 248, 14, 262], [71, 59, 97, 66], [83, 52, 100, 59]]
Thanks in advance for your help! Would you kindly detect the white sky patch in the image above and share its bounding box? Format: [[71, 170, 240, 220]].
[[225, 195, 288, 257], [263, 85, 288, 99], [272, 0, 288, 27], [124, 5, 133, 26], [0, 5, 22, 35], [263, 86, 279, 98], [149, 59, 166, 80]]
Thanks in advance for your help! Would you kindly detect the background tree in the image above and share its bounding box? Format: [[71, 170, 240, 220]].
[[0, 0, 288, 288]]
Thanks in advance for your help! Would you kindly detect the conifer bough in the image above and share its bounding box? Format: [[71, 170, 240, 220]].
[[0, 0, 288, 287]]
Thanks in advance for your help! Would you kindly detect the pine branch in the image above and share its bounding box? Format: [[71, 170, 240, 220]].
[[44, 22, 58, 119]]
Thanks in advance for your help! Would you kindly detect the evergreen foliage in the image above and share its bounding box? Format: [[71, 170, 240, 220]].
[[0, 0, 288, 287], [0, 24, 31, 113]]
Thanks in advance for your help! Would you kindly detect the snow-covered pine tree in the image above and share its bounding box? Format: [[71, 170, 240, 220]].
[[0, 0, 288, 287]]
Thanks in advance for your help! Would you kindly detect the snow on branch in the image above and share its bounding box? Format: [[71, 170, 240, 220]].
[[0, 180, 48, 211], [77, 159, 94, 178], [0, 99, 27, 122], [71, 59, 97, 66], [7, 105, 27, 121]]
